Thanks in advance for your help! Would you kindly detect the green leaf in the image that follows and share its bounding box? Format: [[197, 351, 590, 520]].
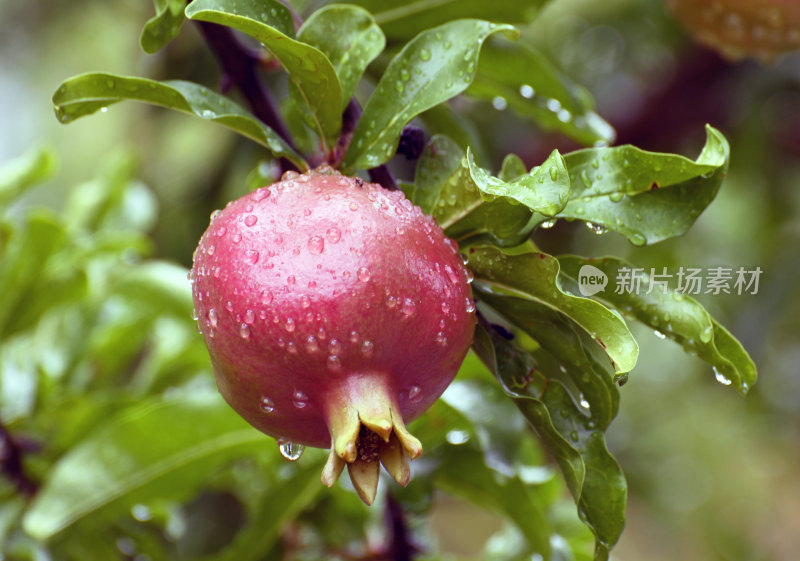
[[22, 391, 268, 540], [350, 0, 546, 41], [140, 0, 185, 54], [467, 246, 638, 376], [0, 146, 57, 208], [298, 5, 385, 109], [215, 455, 326, 561], [186, 0, 343, 149], [437, 447, 552, 559], [0, 212, 66, 338], [410, 134, 464, 214], [466, 148, 569, 216], [343, 19, 517, 171], [558, 255, 757, 394], [556, 125, 730, 245], [468, 39, 615, 146], [473, 324, 626, 560], [52, 73, 307, 170]]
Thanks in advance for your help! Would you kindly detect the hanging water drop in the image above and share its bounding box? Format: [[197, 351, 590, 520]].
[[277, 438, 305, 461]]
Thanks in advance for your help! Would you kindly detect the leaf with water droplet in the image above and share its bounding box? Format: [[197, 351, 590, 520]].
[[471, 324, 626, 558], [465, 39, 615, 146], [469, 246, 638, 378], [51, 72, 306, 170], [558, 255, 756, 395], [187, 0, 342, 150], [556, 126, 730, 246], [343, 19, 516, 172], [297, 5, 385, 108]]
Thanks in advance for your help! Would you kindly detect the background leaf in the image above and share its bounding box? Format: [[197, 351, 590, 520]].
[[22, 392, 268, 540], [343, 19, 517, 171], [555, 125, 730, 245], [467, 39, 615, 146], [0, 146, 57, 208], [350, 0, 548, 41], [186, 0, 342, 149], [298, 5, 385, 109], [52, 73, 307, 169]]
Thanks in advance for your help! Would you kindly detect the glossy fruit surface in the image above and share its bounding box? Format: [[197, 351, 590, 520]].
[[190, 168, 476, 503], [666, 0, 800, 61]]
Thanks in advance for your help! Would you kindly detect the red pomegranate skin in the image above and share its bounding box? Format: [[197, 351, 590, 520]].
[[191, 170, 476, 450]]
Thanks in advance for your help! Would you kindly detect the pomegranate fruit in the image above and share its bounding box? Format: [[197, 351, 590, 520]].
[[665, 0, 800, 61], [190, 168, 476, 504]]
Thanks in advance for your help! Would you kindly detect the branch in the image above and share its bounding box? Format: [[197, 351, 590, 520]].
[[194, 20, 299, 174], [0, 422, 38, 497]]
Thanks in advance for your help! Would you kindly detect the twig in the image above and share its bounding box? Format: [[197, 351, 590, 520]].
[[194, 21, 299, 174], [384, 493, 418, 561], [0, 422, 38, 497]]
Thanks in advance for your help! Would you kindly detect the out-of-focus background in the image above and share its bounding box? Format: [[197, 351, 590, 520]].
[[2, 0, 799, 559]]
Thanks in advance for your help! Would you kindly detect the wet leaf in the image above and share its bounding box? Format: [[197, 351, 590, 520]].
[[186, 0, 342, 149], [52, 73, 307, 169], [468, 246, 638, 376], [140, 0, 185, 54], [343, 19, 516, 171], [558, 255, 757, 394], [473, 324, 626, 561], [467, 39, 615, 146], [298, 5, 385, 108], [556, 125, 729, 245], [22, 392, 267, 540]]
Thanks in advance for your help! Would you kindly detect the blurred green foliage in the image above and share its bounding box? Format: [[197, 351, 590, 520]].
[[1, 0, 798, 560]]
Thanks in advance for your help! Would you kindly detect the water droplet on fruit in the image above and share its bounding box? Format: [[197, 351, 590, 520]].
[[307, 235, 324, 255], [277, 438, 305, 461], [441, 302, 451, 314], [713, 366, 732, 386], [327, 355, 342, 371], [261, 291, 274, 305], [259, 396, 275, 413], [465, 298, 475, 313], [245, 249, 259, 264], [292, 390, 308, 408], [239, 323, 250, 340], [208, 308, 218, 327], [232, 233, 242, 243], [435, 331, 447, 345], [285, 317, 296, 332], [225, 301, 234, 312], [245, 215, 258, 227], [326, 227, 341, 243], [349, 330, 359, 343], [206, 244, 215, 255], [357, 267, 371, 282], [349, 201, 359, 211], [216, 226, 227, 237], [407, 385, 422, 402], [402, 298, 416, 318], [305, 335, 319, 352], [361, 340, 374, 357], [251, 188, 271, 201]]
